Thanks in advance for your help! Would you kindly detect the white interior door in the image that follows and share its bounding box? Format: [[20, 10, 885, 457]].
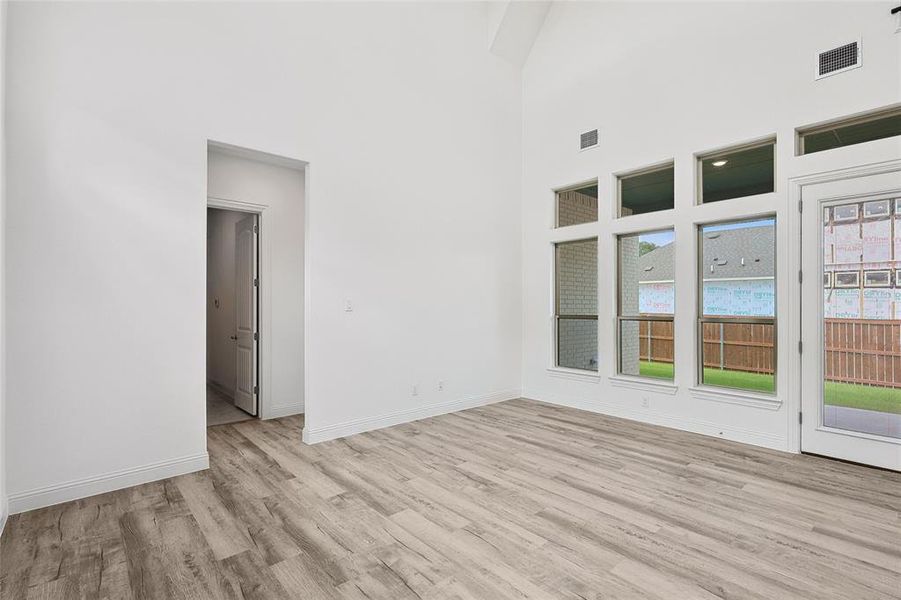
[[234, 213, 259, 416], [800, 166, 901, 470]]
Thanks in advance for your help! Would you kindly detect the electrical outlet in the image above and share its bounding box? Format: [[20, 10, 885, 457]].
[[641, 397, 650, 408], [438, 381, 444, 392], [411, 384, 418, 397]]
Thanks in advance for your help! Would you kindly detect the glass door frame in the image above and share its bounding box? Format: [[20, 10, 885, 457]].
[[794, 161, 901, 471]]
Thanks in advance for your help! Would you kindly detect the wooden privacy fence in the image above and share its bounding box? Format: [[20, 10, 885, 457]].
[[637, 319, 901, 388], [824, 319, 901, 388]]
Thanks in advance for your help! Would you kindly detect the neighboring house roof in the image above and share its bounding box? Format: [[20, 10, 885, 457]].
[[639, 225, 775, 282]]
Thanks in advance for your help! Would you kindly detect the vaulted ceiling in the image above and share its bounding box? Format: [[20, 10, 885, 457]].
[[485, 1, 552, 68]]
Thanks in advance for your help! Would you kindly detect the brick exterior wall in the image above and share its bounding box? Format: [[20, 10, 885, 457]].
[[556, 199, 598, 371], [557, 190, 598, 227], [619, 235, 641, 375]]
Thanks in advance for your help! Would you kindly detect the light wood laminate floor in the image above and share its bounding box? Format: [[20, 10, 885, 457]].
[[2, 399, 900, 599]]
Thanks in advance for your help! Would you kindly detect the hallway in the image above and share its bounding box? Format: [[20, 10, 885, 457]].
[[207, 385, 254, 427]]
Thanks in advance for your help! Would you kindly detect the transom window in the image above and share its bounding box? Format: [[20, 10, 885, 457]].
[[555, 182, 598, 228], [618, 164, 675, 217], [698, 140, 775, 204], [798, 107, 901, 155]]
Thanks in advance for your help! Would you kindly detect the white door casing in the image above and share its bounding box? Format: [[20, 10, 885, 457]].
[[799, 162, 901, 471], [235, 213, 259, 416]]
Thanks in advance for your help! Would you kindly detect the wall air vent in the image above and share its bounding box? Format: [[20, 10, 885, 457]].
[[816, 40, 861, 79], [580, 129, 598, 151]]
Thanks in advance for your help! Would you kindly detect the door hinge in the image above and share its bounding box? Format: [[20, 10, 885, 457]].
[[798, 199, 803, 213], [253, 385, 258, 395], [253, 224, 258, 233], [253, 278, 259, 287], [253, 332, 259, 341], [798, 340, 803, 353], [798, 270, 803, 284], [799, 412, 803, 424]]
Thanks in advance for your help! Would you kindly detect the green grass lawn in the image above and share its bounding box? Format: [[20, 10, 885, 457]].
[[638, 361, 775, 391], [824, 382, 901, 415], [637, 361, 901, 414], [638, 361, 675, 380], [703, 368, 775, 393]]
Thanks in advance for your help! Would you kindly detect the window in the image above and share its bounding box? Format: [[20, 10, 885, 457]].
[[556, 182, 598, 227], [698, 218, 776, 393], [864, 270, 891, 288], [835, 271, 860, 288], [863, 200, 891, 219], [698, 141, 775, 204], [833, 204, 858, 222], [799, 108, 901, 155], [618, 229, 675, 380], [555, 239, 598, 371], [618, 164, 675, 217]]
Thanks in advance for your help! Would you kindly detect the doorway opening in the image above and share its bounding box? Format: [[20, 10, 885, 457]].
[[205, 141, 307, 429], [207, 207, 260, 426]]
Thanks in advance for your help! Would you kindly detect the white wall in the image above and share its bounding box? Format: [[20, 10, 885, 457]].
[[521, 1, 901, 451], [5, 1, 522, 512], [208, 150, 306, 418], [206, 208, 243, 396], [0, 0, 7, 533]]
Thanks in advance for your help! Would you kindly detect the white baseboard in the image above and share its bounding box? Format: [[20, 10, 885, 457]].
[[0, 495, 8, 538], [524, 392, 789, 452], [8, 452, 209, 515], [303, 388, 521, 444], [264, 402, 305, 420]]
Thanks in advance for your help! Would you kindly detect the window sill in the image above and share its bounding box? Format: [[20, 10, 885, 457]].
[[547, 367, 600, 383], [608, 375, 678, 395], [689, 386, 781, 410]]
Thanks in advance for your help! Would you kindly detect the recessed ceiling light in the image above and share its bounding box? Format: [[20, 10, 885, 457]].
[[712, 160, 728, 167]]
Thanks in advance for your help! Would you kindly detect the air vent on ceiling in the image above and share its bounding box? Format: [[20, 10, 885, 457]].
[[816, 40, 861, 79], [580, 129, 598, 151]]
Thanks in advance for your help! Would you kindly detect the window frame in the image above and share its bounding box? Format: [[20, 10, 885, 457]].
[[616, 161, 675, 219], [554, 237, 599, 372], [616, 229, 675, 380], [696, 138, 777, 206], [696, 216, 777, 394]]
